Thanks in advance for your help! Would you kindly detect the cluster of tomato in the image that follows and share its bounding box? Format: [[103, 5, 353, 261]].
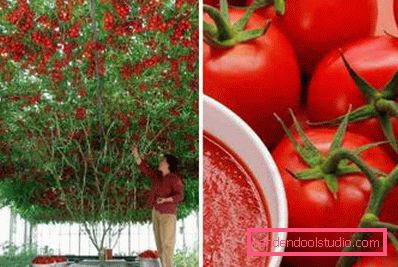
[[138, 250, 160, 259], [32, 255, 67, 265], [204, 0, 398, 266], [1, 0, 195, 83]]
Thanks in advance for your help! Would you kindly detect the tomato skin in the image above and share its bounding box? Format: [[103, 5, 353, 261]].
[[307, 36, 398, 147], [203, 0, 219, 5], [272, 129, 397, 267], [204, 9, 301, 148], [354, 244, 398, 267], [204, 0, 245, 6], [247, 0, 377, 74]]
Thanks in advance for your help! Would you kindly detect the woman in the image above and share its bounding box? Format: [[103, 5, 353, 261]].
[[131, 145, 184, 267]]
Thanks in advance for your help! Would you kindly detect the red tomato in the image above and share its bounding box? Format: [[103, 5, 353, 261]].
[[272, 129, 397, 267], [139, 250, 159, 258], [32, 256, 56, 264], [247, 0, 377, 74], [204, 0, 245, 6], [354, 243, 398, 267], [307, 36, 398, 149], [204, 0, 219, 5], [204, 8, 301, 148]]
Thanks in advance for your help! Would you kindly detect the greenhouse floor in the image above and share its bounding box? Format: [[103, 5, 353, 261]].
[[65, 256, 140, 267]]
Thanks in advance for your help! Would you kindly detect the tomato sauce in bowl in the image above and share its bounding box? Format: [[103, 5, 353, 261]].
[[204, 133, 271, 266]]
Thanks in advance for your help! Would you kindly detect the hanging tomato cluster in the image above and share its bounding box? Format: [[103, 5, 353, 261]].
[[0, 0, 199, 224]]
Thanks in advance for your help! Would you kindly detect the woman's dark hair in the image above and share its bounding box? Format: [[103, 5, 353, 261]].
[[164, 154, 178, 172]]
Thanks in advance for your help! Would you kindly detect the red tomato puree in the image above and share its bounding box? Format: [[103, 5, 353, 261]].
[[204, 133, 270, 266]]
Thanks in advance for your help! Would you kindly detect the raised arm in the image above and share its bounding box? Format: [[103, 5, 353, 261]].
[[131, 145, 159, 182]]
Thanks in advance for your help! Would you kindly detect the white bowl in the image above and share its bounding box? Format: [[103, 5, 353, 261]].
[[204, 96, 288, 267]]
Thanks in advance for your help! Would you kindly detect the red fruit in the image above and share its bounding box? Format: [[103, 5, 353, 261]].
[[248, 0, 377, 74], [58, 10, 70, 21], [139, 250, 160, 259], [204, 7, 301, 148], [75, 107, 86, 120], [78, 89, 87, 98], [272, 126, 398, 267], [69, 23, 80, 38], [307, 36, 398, 155], [0, 0, 8, 9], [104, 12, 115, 31], [204, 0, 245, 6], [31, 94, 41, 105], [11, 95, 20, 102], [115, 2, 129, 19]]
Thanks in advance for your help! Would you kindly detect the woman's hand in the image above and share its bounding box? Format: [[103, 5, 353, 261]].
[[131, 145, 142, 165], [156, 197, 173, 204]]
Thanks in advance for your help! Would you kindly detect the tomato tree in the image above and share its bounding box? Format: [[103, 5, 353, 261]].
[[0, 0, 198, 254]]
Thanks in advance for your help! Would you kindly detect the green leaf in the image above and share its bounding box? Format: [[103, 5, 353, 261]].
[[220, 0, 229, 22], [340, 51, 378, 101], [233, 0, 270, 31], [289, 167, 323, 180], [203, 4, 236, 41], [353, 141, 390, 155], [290, 109, 323, 166], [274, 0, 285, 15], [236, 20, 271, 43], [324, 174, 339, 199], [330, 106, 351, 152], [203, 22, 218, 37], [381, 70, 398, 99], [308, 105, 376, 126]]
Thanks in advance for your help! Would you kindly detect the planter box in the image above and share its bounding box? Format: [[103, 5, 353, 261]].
[[139, 258, 161, 267]]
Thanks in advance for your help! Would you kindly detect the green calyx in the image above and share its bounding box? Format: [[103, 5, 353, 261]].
[[203, 0, 285, 47], [275, 108, 387, 198], [309, 51, 398, 153]]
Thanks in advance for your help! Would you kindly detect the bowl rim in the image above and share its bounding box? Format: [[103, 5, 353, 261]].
[[204, 96, 288, 266]]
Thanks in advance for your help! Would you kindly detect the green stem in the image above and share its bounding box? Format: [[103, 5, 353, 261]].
[[88, 0, 105, 138], [389, 165, 398, 186], [371, 221, 398, 233], [375, 98, 398, 117], [322, 149, 379, 188], [389, 232, 398, 253]]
